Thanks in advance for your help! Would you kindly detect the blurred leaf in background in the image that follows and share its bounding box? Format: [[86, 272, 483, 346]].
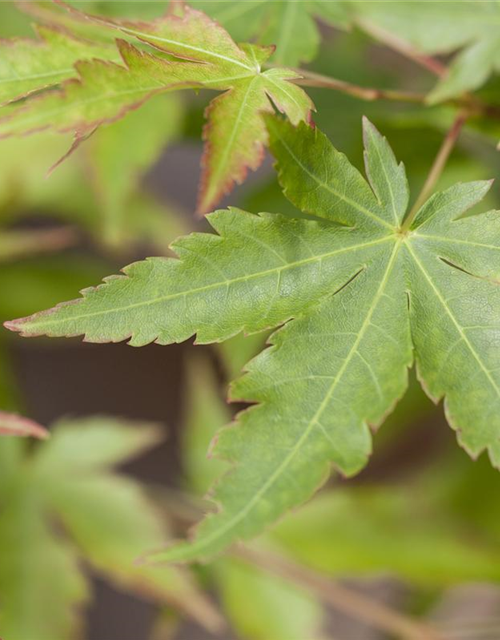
[[342, 0, 500, 103], [0, 93, 187, 251], [272, 484, 500, 587], [190, 0, 349, 66], [0, 1, 189, 252], [0, 417, 221, 640], [71, 1, 167, 20], [82, 93, 185, 247]]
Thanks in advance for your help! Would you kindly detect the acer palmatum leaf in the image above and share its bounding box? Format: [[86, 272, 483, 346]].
[[7, 117, 500, 562]]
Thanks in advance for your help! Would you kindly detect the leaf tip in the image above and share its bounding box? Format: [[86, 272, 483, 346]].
[[361, 114, 382, 142], [0, 411, 49, 439], [3, 318, 24, 334]]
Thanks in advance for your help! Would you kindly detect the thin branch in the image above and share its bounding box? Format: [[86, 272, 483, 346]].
[[356, 18, 447, 78], [290, 68, 426, 103], [286, 67, 500, 126], [333, 18, 500, 125], [402, 111, 469, 231], [284, 17, 500, 125], [0, 227, 77, 262], [235, 545, 444, 640], [352, 19, 500, 125]]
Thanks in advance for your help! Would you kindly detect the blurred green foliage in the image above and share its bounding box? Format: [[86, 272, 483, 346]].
[[0, 418, 217, 640]]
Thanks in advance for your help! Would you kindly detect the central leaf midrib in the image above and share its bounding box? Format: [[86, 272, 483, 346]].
[[119, 25, 255, 71], [22, 235, 393, 331], [0, 83, 188, 132], [1, 55, 205, 89]]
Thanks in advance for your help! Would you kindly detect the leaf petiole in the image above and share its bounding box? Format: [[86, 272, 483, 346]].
[[401, 111, 469, 232], [286, 66, 426, 103]]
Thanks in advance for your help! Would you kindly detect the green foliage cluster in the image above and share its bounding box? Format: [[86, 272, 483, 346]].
[[2, 1, 500, 638]]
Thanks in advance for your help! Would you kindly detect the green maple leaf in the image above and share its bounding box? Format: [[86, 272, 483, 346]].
[[0, 2, 313, 212], [189, 0, 349, 67], [343, 0, 500, 103], [7, 116, 500, 562]]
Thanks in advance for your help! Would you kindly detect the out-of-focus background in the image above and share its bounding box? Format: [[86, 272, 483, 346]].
[[2, 2, 500, 639]]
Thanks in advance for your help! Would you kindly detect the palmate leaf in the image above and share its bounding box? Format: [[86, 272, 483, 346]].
[[343, 0, 500, 103], [59, 1, 314, 211], [190, 0, 350, 67], [0, 2, 313, 212], [4, 207, 386, 345], [7, 116, 500, 563]]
